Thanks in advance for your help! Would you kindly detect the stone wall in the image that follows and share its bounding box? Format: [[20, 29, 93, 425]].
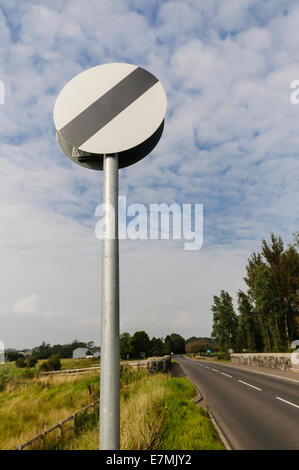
[[230, 353, 293, 371], [147, 355, 171, 373]]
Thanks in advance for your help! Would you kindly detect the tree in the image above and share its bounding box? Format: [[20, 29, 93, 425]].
[[185, 339, 217, 354], [163, 335, 173, 354], [169, 333, 185, 354], [5, 351, 21, 362], [211, 291, 238, 351], [236, 291, 263, 352], [150, 337, 164, 356], [244, 234, 299, 351], [87, 341, 95, 352], [131, 331, 151, 358], [32, 341, 52, 359], [120, 333, 134, 359]]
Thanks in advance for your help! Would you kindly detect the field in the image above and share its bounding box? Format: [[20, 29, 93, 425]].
[[0, 359, 225, 450], [56, 369, 225, 450], [0, 368, 99, 449]]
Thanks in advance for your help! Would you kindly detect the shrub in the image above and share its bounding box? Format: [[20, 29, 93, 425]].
[[16, 357, 26, 368], [27, 356, 38, 368], [40, 354, 61, 372]]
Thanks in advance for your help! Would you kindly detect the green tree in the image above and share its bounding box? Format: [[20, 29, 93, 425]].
[[236, 290, 263, 352], [150, 337, 164, 356], [211, 291, 238, 352], [163, 335, 173, 354], [169, 333, 185, 354], [244, 234, 299, 351], [32, 341, 52, 359], [131, 331, 151, 358], [120, 332, 134, 359]]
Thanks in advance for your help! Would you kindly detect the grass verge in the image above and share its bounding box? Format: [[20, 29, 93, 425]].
[[56, 370, 225, 450]]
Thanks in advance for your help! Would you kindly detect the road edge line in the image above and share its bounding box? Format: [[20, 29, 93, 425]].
[[178, 359, 232, 451], [185, 356, 299, 384]]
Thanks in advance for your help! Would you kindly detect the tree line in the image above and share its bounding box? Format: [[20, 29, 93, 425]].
[[211, 233, 299, 353], [120, 331, 185, 359], [6, 332, 186, 362], [5, 340, 98, 361]]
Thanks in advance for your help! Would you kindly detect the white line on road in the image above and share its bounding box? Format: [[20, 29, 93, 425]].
[[204, 366, 210, 369], [276, 397, 299, 409], [221, 372, 232, 378], [238, 380, 261, 391], [212, 369, 220, 373]]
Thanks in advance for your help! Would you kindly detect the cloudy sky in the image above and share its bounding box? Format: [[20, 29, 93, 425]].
[[0, 0, 298, 349]]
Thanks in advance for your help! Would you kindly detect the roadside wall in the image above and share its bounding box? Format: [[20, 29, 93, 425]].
[[147, 355, 171, 373], [230, 353, 292, 371]]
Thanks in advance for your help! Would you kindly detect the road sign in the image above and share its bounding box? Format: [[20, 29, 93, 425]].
[[53, 63, 167, 451], [53, 63, 167, 169]]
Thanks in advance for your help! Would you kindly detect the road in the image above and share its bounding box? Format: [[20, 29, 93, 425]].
[[176, 355, 299, 450]]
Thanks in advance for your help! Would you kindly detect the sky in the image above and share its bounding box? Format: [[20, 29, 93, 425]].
[[0, 0, 298, 349]]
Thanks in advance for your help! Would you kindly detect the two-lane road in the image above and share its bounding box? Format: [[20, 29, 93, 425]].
[[177, 355, 299, 450]]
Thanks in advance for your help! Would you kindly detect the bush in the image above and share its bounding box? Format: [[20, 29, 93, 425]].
[[27, 356, 38, 368], [16, 357, 26, 368], [40, 354, 61, 372]]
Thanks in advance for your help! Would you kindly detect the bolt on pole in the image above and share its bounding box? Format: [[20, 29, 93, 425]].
[[99, 154, 120, 450]]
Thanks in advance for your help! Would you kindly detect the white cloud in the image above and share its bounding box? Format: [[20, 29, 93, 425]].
[[13, 293, 38, 314], [0, 1, 298, 348]]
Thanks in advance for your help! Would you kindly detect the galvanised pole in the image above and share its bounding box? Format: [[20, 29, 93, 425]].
[[100, 154, 120, 450]]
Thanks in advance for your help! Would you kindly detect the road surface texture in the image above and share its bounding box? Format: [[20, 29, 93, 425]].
[[176, 355, 299, 450]]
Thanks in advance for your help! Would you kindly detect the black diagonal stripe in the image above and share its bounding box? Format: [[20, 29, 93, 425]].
[[59, 67, 159, 149]]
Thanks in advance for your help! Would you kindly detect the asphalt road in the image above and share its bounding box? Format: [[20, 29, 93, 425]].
[[176, 355, 299, 450]]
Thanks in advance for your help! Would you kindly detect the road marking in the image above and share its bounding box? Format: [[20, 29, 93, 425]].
[[204, 366, 210, 369], [238, 380, 261, 391], [185, 356, 299, 384], [212, 368, 220, 373], [221, 372, 232, 378], [276, 397, 299, 409]]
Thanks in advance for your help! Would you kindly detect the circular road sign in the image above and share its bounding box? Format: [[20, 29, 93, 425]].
[[53, 63, 167, 170]]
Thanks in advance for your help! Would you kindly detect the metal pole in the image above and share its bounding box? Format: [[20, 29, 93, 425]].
[[100, 154, 120, 450]]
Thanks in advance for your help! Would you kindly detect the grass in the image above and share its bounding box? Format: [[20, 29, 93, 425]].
[[0, 370, 99, 450], [57, 370, 225, 450], [186, 354, 231, 363], [0, 363, 225, 450], [58, 358, 100, 370]]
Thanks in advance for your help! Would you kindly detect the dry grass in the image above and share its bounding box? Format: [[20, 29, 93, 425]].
[[0, 372, 99, 450], [59, 369, 225, 450]]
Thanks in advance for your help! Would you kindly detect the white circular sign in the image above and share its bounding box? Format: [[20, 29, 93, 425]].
[[53, 63, 167, 155]]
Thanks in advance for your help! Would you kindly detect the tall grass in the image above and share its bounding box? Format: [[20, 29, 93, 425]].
[[58, 370, 225, 450], [0, 365, 225, 450], [0, 372, 99, 450]]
